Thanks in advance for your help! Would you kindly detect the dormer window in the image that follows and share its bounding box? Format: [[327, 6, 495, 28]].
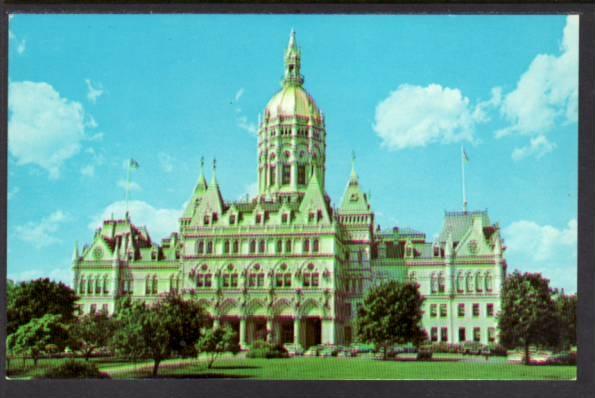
[[212, 213, 218, 223], [317, 210, 323, 221], [229, 214, 236, 225], [255, 214, 262, 224], [281, 213, 289, 224], [203, 215, 210, 225], [308, 212, 315, 223]]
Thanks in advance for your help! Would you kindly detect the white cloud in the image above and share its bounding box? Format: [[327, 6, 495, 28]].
[[8, 187, 20, 200], [8, 266, 73, 286], [503, 218, 577, 292], [16, 38, 26, 55], [80, 164, 95, 177], [234, 88, 244, 102], [15, 210, 70, 249], [511, 135, 557, 161], [8, 81, 92, 179], [118, 179, 142, 192], [89, 200, 182, 242], [496, 16, 578, 157], [238, 181, 258, 201], [85, 79, 104, 104], [233, 89, 258, 136], [373, 84, 489, 150], [158, 152, 174, 173], [237, 115, 258, 135]]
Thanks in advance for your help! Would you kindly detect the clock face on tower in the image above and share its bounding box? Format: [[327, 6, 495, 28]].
[[93, 246, 104, 260]]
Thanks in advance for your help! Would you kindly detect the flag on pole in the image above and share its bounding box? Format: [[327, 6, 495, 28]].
[[462, 147, 470, 163], [129, 158, 140, 170]]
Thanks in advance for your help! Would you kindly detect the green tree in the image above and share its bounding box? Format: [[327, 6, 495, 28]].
[[69, 312, 115, 361], [111, 293, 206, 377], [7, 314, 69, 366], [355, 280, 426, 360], [554, 290, 577, 351], [7, 278, 78, 335], [195, 325, 240, 369], [498, 271, 560, 364]]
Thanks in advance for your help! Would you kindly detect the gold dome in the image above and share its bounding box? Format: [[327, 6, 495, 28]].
[[264, 85, 321, 121]]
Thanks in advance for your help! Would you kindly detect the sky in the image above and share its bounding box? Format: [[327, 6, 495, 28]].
[[7, 14, 578, 293]]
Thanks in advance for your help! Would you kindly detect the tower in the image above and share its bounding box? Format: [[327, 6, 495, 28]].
[[257, 30, 327, 202]]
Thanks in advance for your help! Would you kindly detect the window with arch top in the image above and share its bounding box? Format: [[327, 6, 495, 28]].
[[303, 263, 320, 288], [274, 264, 292, 288]]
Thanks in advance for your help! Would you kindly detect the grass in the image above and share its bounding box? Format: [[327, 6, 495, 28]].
[[7, 354, 576, 380]]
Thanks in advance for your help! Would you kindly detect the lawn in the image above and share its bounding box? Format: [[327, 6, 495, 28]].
[[7, 354, 576, 380]]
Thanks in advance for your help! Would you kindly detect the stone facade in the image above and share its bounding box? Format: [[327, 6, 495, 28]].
[[73, 31, 506, 349]]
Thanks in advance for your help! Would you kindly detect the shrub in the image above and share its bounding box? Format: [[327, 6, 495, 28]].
[[41, 360, 110, 379], [246, 340, 288, 359], [416, 349, 433, 361], [487, 343, 508, 357]]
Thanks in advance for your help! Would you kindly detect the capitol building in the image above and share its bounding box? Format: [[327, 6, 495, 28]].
[[72, 31, 506, 349]]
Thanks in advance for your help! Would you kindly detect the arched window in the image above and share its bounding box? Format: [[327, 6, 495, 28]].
[[250, 240, 256, 254], [223, 240, 230, 254], [485, 273, 493, 292], [197, 240, 204, 254], [476, 272, 483, 292], [196, 269, 212, 288], [206, 241, 213, 254], [95, 277, 101, 294], [248, 264, 265, 287], [303, 239, 310, 253], [102, 275, 109, 294], [222, 265, 239, 288], [457, 272, 464, 292], [466, 273, 473, 292], [313, 239, 319, 253], [145, 275, 151, 294], [152, 275, 158, 294], [285, 239, 292, 253], [276, 240, 282, 253], [258, 240, 266, 253], [87, 277, 93, 295], [431, 273, 438, 293], [438, 272, 445, 293], [274, 264, 292, 288], [303, 263, 319, 288], [233, 240, 239, 254]]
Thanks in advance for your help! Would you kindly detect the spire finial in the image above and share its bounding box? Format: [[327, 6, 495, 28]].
[[350, 151, 358, 182], [283, 28, 303, 87], [213, 158, 216, 173], [201, 156, 204, 171]]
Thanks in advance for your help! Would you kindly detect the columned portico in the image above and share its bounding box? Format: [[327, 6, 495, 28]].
[[293, 316, 302, 347], [239, 316, 247, 349]]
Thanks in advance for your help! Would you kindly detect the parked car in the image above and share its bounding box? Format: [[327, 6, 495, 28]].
[[303, 345, 323, 357], [284, 343, 304, 357], [319, 345, 339, 357]]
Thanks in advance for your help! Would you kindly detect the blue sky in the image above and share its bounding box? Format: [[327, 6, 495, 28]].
[[7, 14, 578, 292]]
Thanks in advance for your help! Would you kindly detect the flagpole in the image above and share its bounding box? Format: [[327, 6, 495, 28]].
[[461, 146, 467, 213], [125, 160, 131, 218]]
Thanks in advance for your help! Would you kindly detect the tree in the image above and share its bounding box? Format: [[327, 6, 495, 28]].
[[554, 290, 577, 351], [195, 326, 240, 369], [7, 278, 78, 336], [69, 312, 115, 361], [498, 271, 560, 364], [7, 314, 69, 366], [111, 293, 207, 377], [355, 280, 426, 360]]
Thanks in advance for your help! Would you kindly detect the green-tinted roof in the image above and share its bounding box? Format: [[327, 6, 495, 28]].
[[437, 210, 491, 243]]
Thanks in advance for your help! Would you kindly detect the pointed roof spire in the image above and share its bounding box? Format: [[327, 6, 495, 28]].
[[72, 241, 79, 261], [211, 157, 217, 185], [283, 29, 303, 87], [350, 151, 358, 183], [194, 156, 208, 195]]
